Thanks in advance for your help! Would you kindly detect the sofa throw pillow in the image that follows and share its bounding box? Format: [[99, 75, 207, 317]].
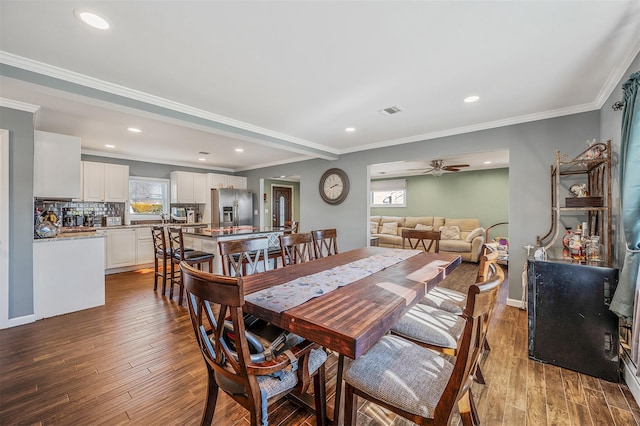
[[370, 221, 379, 234], [439, 225, 461, 240], [415, 223, 434, 231], [466, 227, 484, 243], [381, 222, 398, 235]]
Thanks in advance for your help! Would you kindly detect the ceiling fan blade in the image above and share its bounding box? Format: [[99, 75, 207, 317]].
[[444, 164, 469, 168], [443, 167, 461, 172]]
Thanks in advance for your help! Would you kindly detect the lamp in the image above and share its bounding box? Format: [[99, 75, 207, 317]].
[[432, 169, 444, 177]]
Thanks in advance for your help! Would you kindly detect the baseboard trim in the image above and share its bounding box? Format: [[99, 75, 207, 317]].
[[623, 352, 640, 406], [506, 298, 526, 309]]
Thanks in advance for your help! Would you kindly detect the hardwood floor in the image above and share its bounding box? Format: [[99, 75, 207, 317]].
[[1, 263, 638, 425]]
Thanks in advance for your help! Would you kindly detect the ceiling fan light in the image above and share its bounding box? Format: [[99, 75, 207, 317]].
[[432, 169, 444, 177]]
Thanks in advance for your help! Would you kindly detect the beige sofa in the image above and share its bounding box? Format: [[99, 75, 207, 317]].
[[370, 216, 485, 263]]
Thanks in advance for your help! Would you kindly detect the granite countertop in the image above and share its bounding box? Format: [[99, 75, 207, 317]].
[[33, 222, 209, 241], [182, 226, 283, 238]]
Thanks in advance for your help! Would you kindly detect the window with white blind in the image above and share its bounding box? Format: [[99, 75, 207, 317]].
[[370, 179, 407, 207], [129, 177, 169, 221]]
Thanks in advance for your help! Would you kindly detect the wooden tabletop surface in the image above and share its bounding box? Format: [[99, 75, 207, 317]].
[[242, 247, 461, 359]]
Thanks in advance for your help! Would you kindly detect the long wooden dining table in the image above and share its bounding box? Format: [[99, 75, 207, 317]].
[[241, 246, 462, 424]]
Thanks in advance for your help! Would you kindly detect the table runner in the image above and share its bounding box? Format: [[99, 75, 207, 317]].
[[245, 249, 422, 312]]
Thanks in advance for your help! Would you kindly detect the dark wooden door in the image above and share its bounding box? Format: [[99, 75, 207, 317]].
[[272, 186, 292, 228]]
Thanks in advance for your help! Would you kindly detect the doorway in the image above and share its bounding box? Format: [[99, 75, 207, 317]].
[[272, 186, 292, 228]]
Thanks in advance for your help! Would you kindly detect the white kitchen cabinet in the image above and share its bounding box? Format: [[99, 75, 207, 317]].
[[105, 228, 136, 268], [34, 131, 81, 199], [135, 227, 155, 265], [83, 161, 106, 201], [170, 171, 207, 203], [83, 161, 129, 202], [227, 175, 247, 189], [207, 173, 228, 190], [193, 173, 207, 203], [104, 164, 129, 202], [33, 236, 105, 319]]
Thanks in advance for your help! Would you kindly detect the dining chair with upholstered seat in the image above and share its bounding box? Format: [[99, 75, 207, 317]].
[[218, 237, 270, 277], [311, 229, 338, 259], [420, 250, 499, 315], [180, 261, 328, 426], [167, 227, 214, 306], [279, 232, 315, 266], [343, 266, 505, 426], [402, 228, 441, 253]]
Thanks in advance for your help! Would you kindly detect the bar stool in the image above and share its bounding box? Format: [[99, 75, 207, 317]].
[[167, 227, 214, 305], [151, 226, 195, 295]]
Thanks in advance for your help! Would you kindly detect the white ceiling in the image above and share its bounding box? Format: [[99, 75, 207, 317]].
[[1, 1, 639, 174]]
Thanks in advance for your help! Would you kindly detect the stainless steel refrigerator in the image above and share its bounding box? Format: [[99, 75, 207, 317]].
[[211, 188, 253, 227]]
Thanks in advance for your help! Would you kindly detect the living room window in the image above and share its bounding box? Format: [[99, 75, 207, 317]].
[[371, 179, 406, 207], [129, 177, 169, 221]]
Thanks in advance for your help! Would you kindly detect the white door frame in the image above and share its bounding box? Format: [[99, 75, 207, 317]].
[[1, 129, 10, 329]]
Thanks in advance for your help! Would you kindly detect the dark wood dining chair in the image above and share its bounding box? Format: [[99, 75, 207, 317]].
[[421, 250, 499, 315], [279, 232, 315, 266], [310, 229, 338, 258], [401, 228, 441, 252], [284, 220, 299, 233], [167, 227, 214, 305], [343, 266, 505, 426], [180, 261, 328, 426], [218, 237, 270, 277], [151, 226, 170, 294]]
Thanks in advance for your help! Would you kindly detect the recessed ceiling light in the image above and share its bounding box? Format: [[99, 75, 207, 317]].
[[74, 10, 110, 30], [105, 144, 116, 148], [345, 127, 356, 132], [279, 176, 286, 178], [235, 148, 244, 152], [483, 161, 492, 165], [127, 127, 142, 133], [198, 158, 206, 161], [464, 96, 480, 103]]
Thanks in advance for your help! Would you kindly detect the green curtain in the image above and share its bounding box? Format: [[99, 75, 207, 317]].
[[610, 71, 640, 321]]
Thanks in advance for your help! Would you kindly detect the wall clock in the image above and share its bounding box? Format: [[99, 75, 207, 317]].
[[319, 168, 349, 205]]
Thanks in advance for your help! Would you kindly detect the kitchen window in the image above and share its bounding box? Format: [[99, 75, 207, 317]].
[[129, 177, 169, 221], [370, 179, 406, 207]]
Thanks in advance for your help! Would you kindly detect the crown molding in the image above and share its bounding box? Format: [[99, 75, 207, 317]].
[[339, 102, 599, 155], [595, 38, 640, 108], [1, 51, 339, 157], [0, 97, 40, 113]]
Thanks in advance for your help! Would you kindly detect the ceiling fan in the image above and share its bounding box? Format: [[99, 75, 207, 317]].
[[408, 159, 470, 176]]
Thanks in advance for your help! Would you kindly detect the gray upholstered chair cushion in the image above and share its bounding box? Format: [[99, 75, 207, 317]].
[[420, 286, 466, 315], [256, 347, 327, 398], [344, 335, 454, 418], [390, 303, 464, 349]]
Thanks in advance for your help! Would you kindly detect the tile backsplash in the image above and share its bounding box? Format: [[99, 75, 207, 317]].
[[34, 200, 125, 228]]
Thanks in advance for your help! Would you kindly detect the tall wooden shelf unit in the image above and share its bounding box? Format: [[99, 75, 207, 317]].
[[537, 140, 612, 263]]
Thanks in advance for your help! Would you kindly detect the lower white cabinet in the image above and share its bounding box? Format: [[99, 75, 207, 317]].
[[136, 227, 155, 265], [105, 228, 136, 268], [34, 237, 105, 319]]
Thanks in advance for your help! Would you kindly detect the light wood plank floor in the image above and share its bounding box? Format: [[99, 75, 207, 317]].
[[1, 263, 637, 425]]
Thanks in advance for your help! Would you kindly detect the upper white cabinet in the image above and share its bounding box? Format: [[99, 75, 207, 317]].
[[227, 175, 247, 190], [170, 171, 207, 203], [207, 173, 247, 190], [83, 161, 129, 202], [34, 131, 81, 199]]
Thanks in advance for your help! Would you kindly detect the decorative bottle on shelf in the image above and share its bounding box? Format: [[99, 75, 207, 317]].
[[562, 227, 572, 258], [586, 235, 603, 262]]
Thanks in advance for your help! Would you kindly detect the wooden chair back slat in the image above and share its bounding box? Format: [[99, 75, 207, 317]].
[[279, 233, 315, 266], [311, 229, 338, 258], [401, 228, 441, 253], [218, 237, 270, 276]]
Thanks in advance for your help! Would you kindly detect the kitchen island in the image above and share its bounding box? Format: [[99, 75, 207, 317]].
[[181, 226, 284, 274]]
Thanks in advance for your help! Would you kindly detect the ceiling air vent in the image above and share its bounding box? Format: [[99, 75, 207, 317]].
[[379, 105, 403, 116]]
